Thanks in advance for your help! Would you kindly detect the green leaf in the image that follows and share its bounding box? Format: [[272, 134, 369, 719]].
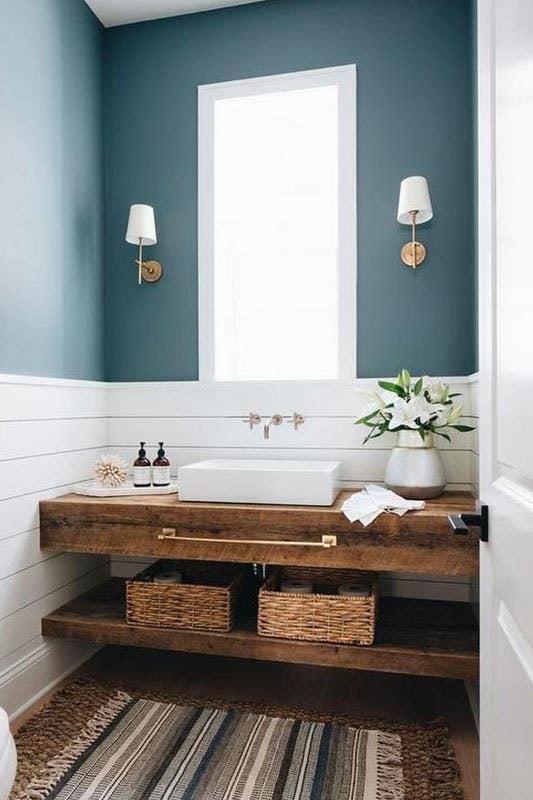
[[433, 430, 451, 442], [355, 410, 380, 425], [448, 393, 462, 399], [378, 380, 404, 397], [413, 377, 423, 395], [418, 428, 426, 441], [450, 424, 476, 432]]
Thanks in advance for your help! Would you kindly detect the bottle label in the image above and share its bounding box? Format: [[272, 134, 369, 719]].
[[133, 466, 151, 486], [153, 466, 170, 486]]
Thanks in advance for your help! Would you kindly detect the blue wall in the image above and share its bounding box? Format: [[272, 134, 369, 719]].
[[0, 0, 105, 380], [105, 0, 475, 381]]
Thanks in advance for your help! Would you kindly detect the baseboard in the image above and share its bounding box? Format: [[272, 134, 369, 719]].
[[1, 639, 101, 721], [464, 680, 479, 732]]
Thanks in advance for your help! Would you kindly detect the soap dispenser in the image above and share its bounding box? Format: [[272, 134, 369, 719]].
[[153, 442, 170, 487], [133, 442, 151, 487]]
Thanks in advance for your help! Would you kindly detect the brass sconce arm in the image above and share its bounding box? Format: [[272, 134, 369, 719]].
[[135, 239, 163, 284]]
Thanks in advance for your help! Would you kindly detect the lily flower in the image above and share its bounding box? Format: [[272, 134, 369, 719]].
[[389, 396, 432, 430]]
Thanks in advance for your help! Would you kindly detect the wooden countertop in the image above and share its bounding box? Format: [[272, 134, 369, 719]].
[[40, 490, 478, 576]]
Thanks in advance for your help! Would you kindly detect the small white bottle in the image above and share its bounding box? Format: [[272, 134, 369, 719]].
[[133, 442, 151, 487]]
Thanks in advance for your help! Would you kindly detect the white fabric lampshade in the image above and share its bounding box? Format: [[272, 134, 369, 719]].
[[126, 204, 157, 245], [397, 176, 433, 225]]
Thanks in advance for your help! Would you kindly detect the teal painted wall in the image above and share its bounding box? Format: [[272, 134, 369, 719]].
[[0, 0, 105, 380], [105, 0, 475, 381]]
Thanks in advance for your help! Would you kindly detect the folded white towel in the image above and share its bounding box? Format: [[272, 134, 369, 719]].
[[341, 484, 425, 526]]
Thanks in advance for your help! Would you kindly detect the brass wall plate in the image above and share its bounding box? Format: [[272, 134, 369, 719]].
[[401, 241, 426, 269], [141, 260, 163, 283]]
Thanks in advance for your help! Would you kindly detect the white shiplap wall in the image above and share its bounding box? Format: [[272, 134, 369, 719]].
[[0, 373, 479, 719], [107, 376, 480, 602], [0, 376, 109, 719]]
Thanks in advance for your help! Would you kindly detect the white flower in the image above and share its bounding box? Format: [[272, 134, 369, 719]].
[[356, 391, 384, 418], [423, 376, 449, 404], [389, 396, 432, 430], [431, 403, 451, 427], [447, 404, 463, 425], [356, 389, 395, 419]]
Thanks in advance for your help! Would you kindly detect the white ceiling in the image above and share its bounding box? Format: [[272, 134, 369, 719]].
[[84, 0, 269, 28]]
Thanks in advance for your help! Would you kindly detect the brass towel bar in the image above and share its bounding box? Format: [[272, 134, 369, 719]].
[[157, 529, 337, 548]]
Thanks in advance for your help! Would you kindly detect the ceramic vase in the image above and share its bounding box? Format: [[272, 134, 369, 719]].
[[385, 430, 446, 499]]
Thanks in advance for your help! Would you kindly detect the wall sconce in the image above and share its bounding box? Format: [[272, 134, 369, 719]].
[[397, 176, 433, 269], [125, 204, 163, 285]]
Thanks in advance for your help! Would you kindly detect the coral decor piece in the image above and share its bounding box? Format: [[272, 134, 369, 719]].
[[94, 453, 129, 487]]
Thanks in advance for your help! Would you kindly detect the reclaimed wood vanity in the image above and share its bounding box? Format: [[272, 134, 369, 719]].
[[40, 490, 479, 681]]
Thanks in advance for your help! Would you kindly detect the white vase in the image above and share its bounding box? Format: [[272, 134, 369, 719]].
[[384, 430, 446, 499]]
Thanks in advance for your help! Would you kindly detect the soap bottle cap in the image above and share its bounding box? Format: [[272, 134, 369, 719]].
[[138, 442, 147, 458], [157, 442, 165, 458]]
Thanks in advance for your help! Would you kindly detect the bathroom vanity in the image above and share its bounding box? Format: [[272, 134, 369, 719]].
[[39, 491, 479, 680]]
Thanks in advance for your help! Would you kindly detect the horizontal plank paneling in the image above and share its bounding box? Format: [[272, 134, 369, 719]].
[[0, 379, 107, 421], [0, 553, 105, 620], [0, 417, 107, 460], [108, 378, 476, 418], [0, 528, 53, 579], [0, 564, 108, 661], [0, 484, 91, 542], [0, 448, 104, 501], [109, 415, 475, 452], [0, 375, 108, 720]]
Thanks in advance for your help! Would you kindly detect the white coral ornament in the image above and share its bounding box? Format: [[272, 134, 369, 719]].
[[95, 453, 129, 487]]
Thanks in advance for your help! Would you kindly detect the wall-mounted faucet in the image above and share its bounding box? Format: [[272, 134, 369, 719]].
[[242, 412, 261, 430], [242, 412, 305, 439], [264, 414, 283, 440]]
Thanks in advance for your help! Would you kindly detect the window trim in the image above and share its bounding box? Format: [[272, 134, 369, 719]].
[[198, 64, 357, 383]]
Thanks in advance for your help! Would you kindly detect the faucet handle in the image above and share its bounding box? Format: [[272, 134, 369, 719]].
[[243, 412, 261, 430], [289, 412, 305, 430]]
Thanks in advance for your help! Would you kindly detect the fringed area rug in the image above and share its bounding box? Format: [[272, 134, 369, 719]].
[[12, 679, 463, 800]]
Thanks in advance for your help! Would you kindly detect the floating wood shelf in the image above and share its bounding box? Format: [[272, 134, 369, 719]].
[[40, 490, 478, 576], [42, 579, 479, 681]]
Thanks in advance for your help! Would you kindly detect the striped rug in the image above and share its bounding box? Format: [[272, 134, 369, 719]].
[[21, 694, 403, 800]]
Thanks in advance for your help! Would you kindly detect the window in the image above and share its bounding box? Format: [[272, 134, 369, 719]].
[[198, 65, 356, 382]]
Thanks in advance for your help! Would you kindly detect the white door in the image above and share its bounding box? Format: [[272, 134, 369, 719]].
[[478, 0, 533, 797]]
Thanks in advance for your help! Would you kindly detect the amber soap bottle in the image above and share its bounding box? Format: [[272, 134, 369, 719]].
[[133, 442, 151, 487], [153, 442, 170, 486]]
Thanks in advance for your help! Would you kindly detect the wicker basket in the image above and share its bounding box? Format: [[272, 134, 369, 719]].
[[258, 567, 378, 645], [126, 560, 242, 633]]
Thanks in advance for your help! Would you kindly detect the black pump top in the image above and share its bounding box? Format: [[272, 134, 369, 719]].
[[138, 442, 146, 458], [157, 442, 165, 458]]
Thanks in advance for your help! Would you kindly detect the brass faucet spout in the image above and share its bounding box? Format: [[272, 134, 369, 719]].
[[264, 414, 283, 440]]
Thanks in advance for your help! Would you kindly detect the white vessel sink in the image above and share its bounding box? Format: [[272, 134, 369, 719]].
[[178, 459, 340, 506]]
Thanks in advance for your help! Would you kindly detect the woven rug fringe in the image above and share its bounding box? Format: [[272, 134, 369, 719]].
[[375, 730, 404, 800], [13, 691, 132, 800], [425, 721, 465, 800]]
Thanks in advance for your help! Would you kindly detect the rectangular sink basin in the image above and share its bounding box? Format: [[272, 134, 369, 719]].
[[178, 459, 340, 506]]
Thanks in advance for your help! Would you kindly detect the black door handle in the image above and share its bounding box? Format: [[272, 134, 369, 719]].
[[448, 505, 489, 542]]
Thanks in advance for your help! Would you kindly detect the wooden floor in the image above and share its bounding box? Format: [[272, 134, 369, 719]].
[[15, 646, 479, 800]]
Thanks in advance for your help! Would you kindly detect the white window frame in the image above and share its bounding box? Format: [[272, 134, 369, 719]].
[[198, 64, 357, 383]]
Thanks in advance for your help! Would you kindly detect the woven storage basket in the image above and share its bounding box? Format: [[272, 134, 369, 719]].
[[258, 566, 378, 645], [126, 560, 242, 633]]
